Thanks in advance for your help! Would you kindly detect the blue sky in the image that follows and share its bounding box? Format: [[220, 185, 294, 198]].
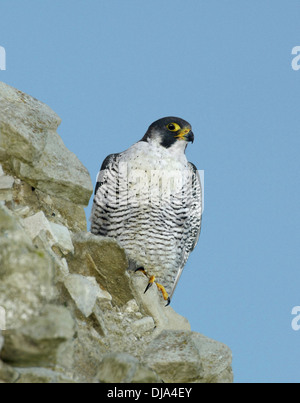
[[1, 0, 300, 383]]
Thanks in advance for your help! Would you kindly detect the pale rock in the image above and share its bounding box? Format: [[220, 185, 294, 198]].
[[0, 205, 54, 329], [63, 317, 109, 381], [0, 82, 93, 206], [12, 131, 93, 205], [0, 190, 13, 202], [22, 211, 56, 246], [32, 229, 54, 251], [45, 195, 87, 232], [0, 360, 19, 383], [98, 287, 112, 302], [130, 365, 161, 383], [57, 258, 69, 280], [0, 307, 5, 331], [131, 274, 191, 332], [13, 206, 30, 218], [96, 352, 161, 383], [67, 232, 131, 306], [143, 330, 202, 383], [22, 212, 74, 255], [143, 330, 233, 383], [0, 175, 14, 190], [64, 274, 101, 317], [38, 242, 69, 284], [0, 305, 75, 367], [11, 180, 87, 232], [131, 317, 155, 337], [0, 164, 14, 201], [0, 148, 5, 161], [122, 299, 140, 314], [0, 82, 60, 164], [48, 222, 74, 255], [191, 333, 234, 383], [15, 367, 76, 383]]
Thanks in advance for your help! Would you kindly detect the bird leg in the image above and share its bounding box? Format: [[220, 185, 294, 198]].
[[135, 267, 171, 306], [156, 283, 171, 306]]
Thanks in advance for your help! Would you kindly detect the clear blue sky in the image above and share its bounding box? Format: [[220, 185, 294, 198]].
[[1, 0, 300, 383]]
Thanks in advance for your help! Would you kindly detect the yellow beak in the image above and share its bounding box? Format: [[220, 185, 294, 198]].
[[175, 127, 194, 142]]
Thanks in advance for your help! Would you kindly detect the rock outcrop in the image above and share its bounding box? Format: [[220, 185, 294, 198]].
[[0, 82, 233, 383]]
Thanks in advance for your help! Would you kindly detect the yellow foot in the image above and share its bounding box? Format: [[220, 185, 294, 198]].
[[135, 268, 171, 306], [156, 283, 171, 306]]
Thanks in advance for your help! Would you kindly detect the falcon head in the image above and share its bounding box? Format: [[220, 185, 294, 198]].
[[141, 117, 194, 150]]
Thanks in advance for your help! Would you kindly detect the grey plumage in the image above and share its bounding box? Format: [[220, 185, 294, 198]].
[[90, 117, 202, 300]]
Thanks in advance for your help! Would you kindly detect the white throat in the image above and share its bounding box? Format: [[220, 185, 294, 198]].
[[147, 135, 188, 159]]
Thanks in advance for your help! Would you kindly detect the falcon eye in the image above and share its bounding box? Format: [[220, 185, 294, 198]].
[[167, 123, 181, 132]]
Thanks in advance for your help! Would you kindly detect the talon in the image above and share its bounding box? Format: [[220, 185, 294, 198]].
[[135, 267, 147, 276], [156, 282, 170, 306], [144, 283, 152, 293], [144, 275, 155, 294], [136, 269, 170, 306]]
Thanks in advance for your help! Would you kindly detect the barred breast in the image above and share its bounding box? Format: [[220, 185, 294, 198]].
[[90, 141, 196, 297]]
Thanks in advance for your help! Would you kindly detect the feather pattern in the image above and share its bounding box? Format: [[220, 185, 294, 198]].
[[90, 119, 202, 298]]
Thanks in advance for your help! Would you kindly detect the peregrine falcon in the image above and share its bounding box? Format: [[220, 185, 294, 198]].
[[90, 117, 202, 305]]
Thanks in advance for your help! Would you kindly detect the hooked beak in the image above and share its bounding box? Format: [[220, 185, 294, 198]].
[[186, 130, 194, 143], [175, 127, 194, 143]]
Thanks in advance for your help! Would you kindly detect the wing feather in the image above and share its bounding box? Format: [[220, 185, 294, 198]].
[[169, 162, 202, 297], [90, 153, 120, 235]]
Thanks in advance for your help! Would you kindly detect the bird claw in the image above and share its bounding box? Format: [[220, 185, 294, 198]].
[[144, 275, 155, 294], [144, 282, 153, 294], [135, 268, 171, 307], [135, 267, 147, 275]]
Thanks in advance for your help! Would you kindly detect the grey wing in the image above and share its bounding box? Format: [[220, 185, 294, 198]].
[[90, 153, 120, 236], [169, 162, 202, 298], [184, 162, 202, 254]]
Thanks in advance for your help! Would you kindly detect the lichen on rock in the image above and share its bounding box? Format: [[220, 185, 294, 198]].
[[0, 82, 233, 383]]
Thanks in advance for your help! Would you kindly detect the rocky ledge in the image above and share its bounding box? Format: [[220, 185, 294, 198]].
[[0, 82, 233, 383]]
